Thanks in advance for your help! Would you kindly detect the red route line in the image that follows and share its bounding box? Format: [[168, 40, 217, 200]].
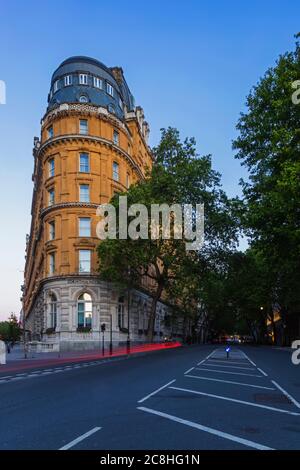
[[0, 342, 181, 374]]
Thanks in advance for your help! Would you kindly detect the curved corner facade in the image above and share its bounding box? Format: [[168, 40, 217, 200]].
[[22, 56, 173, 351]]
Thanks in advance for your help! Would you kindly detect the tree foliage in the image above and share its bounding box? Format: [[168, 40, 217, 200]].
[[98, 128, 238, 341], [233, 36, 300, 340], [0, 313, 21, 343]]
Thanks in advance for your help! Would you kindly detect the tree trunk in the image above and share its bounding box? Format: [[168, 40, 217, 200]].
[[147, 283, 164, 342], [269, 310, 277, 345]]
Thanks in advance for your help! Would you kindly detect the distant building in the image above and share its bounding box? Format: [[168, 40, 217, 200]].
[[22, 56, 173, 350]]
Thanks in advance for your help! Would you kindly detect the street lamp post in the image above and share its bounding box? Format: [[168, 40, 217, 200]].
[[126, 266, 131, 354], [109, 314, 113, 355], [127, 290, 131, 354], [101, 323, 105, 356], [23, 312, 27, 359]]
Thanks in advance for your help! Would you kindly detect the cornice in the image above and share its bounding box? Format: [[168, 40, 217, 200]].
[[40, 202, 99, 218], [37, 134, 145, 180], [41, 103, 133, 139]]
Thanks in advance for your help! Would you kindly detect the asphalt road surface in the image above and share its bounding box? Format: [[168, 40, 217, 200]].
[[0, 345, 299, 450]]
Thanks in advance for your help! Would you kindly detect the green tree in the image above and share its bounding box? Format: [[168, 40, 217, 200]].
[[98, 128, 238, 341], [0, 313, 21, 344], [233, 36, 300, 342], [224, 250, 273, 343]]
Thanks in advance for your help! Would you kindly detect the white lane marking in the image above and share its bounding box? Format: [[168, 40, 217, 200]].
[[184, 367, 195, 375], [200, 363, 256, 371], [137, 406, 273, 450], [240, 350, 257, 366], [211, 352, 245, 357], [196, 349, 217, 366], [257, 367, 268, 377], [196, 348, 218, 366], [197, 359, 206, 366], [271, 380, 300, 409], [185, 375, 276, 390], [195, 367, 263, 378], [169, 386, 300, 416], [207, 359, 251, 365], [138, 379, 176, 404], [59, 427, 101, 450], [206, 349, 218, 358]]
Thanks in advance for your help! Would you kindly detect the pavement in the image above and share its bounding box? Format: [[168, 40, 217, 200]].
[[0, 344, 300, 450]]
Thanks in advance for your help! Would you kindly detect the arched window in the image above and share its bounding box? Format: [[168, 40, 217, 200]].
[[118, 296, 125, 329], [79, 95, 88, 103], [77, 293, 92, 329], [49, 293, 57, 329]]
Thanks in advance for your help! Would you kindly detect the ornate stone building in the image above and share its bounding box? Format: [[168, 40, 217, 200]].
[[22, 56, 173, 351]]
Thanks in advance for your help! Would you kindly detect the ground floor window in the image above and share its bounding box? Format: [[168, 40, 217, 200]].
[[49, 293, 57, 328], [77, 292, 92, 329], [118, 296, 126, 329]]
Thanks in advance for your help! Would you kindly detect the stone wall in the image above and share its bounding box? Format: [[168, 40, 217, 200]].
[[26, 276, 174, 351]]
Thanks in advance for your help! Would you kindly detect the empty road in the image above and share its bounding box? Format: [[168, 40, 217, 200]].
[[0, 345, 299, 450]]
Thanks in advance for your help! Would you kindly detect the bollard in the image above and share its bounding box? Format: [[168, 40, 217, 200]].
[[225, 346, 230, 359], [0, 340, 6, 365]]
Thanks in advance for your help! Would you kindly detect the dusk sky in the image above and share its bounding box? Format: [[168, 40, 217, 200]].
[[0, 0, 299, 321]]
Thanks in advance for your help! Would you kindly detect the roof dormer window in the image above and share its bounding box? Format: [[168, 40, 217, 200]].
[[106, 83, 114, 96], [93, 77, 102, 89], [53, 80, 59, 93], [79, 74, 88, 85], [64, 75, 72, 86]]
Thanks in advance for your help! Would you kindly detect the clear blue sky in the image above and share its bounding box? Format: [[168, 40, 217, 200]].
[[0, 0, 299, 320]]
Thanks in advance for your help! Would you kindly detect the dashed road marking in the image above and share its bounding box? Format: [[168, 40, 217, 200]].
[[0, 357, 129, 385]]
